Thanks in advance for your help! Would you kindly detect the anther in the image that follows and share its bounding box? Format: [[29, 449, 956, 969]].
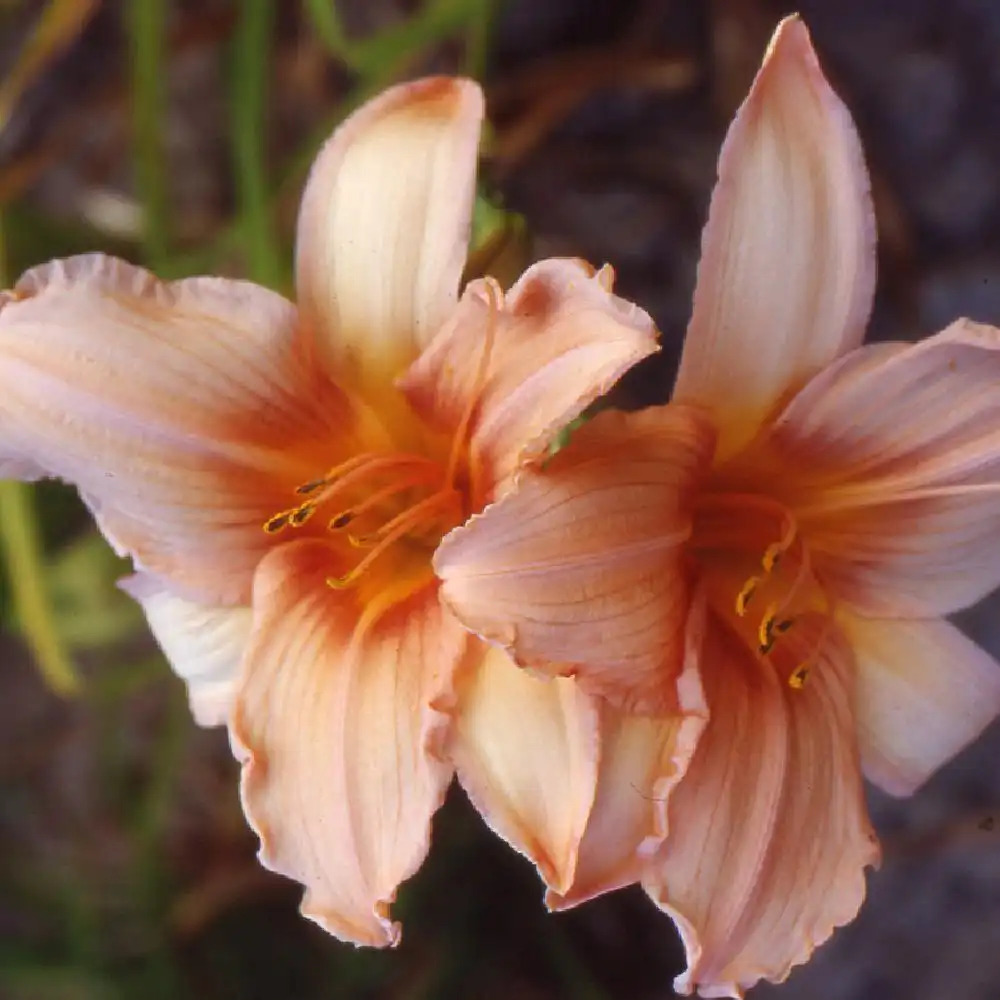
[[295, 478, 329, 496], [263, 511, 292, 533], [289, 504, 316, 527], [757, 607, 795, 655], [762, 543, 784, 573], [758, 615, 776, 655], [788, 664, 810, 689], [329, 510, 354, 530], [736, 577, 760, 617]]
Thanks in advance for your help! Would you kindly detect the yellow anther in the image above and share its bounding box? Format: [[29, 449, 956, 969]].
[[736, 576, 760, 617], [329, 510, 354, 530], [263, 510, 293, 533], [758, 606, 778, 654], [295, 477, 329, 496], [762, 542, 785, 574], [788, 665, 810, 689], [756, 605, 794, 655], [289, 503, 316, 527]]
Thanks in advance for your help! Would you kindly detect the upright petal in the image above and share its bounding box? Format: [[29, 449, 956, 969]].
[[0, 255, 352, 604], [233, 540, 464, 946], [548, 647, 707, 910], [765, 320, 1000, 616], [435, 405, 715, 711], [840, 612, 1000, 796], [450, 646, 600, 894], [673, 16, 875, 459], [400, 259, 660, 500], [644, 607, 879, 997], [296, 77, 484, 388], [121, 574, 252, 727]]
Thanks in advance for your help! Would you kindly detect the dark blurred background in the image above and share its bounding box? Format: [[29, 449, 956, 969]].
[[2, 1, 1000, 997]]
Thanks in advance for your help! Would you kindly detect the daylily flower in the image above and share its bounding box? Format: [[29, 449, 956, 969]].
[[435, 17, 1000, 996], [0, 78, 659, 944]]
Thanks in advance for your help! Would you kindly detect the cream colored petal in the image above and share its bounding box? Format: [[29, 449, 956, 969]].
[[121, 573, 251, 727], [0, 255, 352, 605], [644, 608, 879, 998], [400, 258, 660, 501], [233, 540, 464, 946], [450, 645, 600, 894], [548, 645, 707, 910], [768, 319, 1000, 616], [296, 77, 484, 388], [840, 611, 1000, 796], [435, 405, 715, 712], [673, 16, 875, 458]]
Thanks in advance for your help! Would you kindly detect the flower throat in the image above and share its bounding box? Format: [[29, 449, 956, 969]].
[[261, 278, 502, 590]]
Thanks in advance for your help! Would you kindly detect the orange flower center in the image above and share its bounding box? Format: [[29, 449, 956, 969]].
[[263, 451, 465, 590], [692, 491, 837, 689], [261, 277, 502, 600]]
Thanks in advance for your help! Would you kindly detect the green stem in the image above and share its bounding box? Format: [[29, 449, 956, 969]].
[[127, 0, 170, 271], [463, 0, 497, 77], [0, 212, 79, 696], [0, 482, 80, 695], [231, 0, 284, 288]]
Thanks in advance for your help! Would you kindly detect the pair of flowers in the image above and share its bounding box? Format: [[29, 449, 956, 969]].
[[3, 15, 1000, 998]]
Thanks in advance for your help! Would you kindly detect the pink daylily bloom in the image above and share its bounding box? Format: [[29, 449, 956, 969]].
[[435, 18, 1000, 996], [0, 78, 660, 944]]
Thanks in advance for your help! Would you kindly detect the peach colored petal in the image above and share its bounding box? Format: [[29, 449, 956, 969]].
[[840, 611, 1000, 796], [548, 642, 707, 910], [296, 77, 483, 389], [121, 573, 251, 727], [232, 539, 465, 946], [766, 319, 1000, 616], [449, 645, 600, 894], [644, 605, 879, 998], [435, 405, 715, 711], [0, 255, 353, 604], [673, 16, 875, 459], [400, 258, 659, 501]]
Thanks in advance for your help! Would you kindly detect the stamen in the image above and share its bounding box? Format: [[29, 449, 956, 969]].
[[788, 664, 810, 689], [289, 503, 316, 527], [263, 511, 292, 534], [326, 491, 460, 589], [757, 604, 794, 655], [326, 469, 440, 532], [736, 576, 760, 616], [758, 604, 779, 654], [444, 276, 501, 492], [295, 477, 329, 496]]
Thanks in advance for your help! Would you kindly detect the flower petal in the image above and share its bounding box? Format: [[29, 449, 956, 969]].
[[435, 405, 715, 711], [672, 16, 875, 458], [296, 77, 483, 388], [232, 539, 464, 946], [644, 605, 879, 997], [0, 255, 351, 605], [839, 612, 1000, 797], [548, 646, 707, 910], [450, 645, 600, 894], [399, 258, 660, 501], [121, 573, 251, 727], [765, 319, 1000, 616]]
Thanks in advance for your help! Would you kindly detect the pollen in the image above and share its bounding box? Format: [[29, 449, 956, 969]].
[[788, 664, 810, 689]]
